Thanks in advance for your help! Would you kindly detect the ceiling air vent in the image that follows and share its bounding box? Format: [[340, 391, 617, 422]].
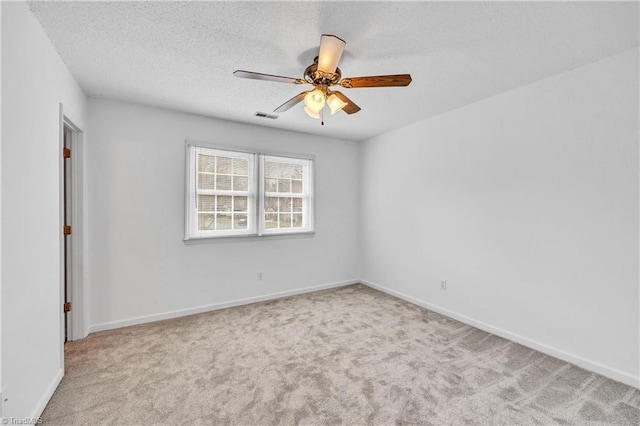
[[254, 111, 278, 120]]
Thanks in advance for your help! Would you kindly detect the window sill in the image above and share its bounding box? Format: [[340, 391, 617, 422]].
[[183, 231, 315, 245]]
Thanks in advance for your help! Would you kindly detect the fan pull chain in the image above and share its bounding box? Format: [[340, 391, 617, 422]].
[[321, 108, 324, 126]]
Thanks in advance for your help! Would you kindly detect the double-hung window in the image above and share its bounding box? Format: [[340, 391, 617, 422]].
[[188, 147, 256, 238], [261, 156, 313, 234], [185, 143, 314, 240]]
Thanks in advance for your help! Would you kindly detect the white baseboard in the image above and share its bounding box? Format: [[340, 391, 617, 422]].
[[361, 279, 640, 389], [31, 368, 63, 419], [88, 279, 359, 334]]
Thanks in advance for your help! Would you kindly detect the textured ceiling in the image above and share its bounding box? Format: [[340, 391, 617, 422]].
[[30, 1, 638, 142]]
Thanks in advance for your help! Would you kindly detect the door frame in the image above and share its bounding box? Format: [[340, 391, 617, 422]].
[[58, 104, 86, 347]]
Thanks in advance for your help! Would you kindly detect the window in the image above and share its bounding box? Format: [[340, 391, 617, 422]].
[[261, 155, 313, 234], [188, 147, 256, 238], [185, 143, 314, 240]]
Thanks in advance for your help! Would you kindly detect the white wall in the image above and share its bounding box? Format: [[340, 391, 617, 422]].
[[1, 1, 87, 418], [360, 48, 639, 387], [86, 99, 360, 330]]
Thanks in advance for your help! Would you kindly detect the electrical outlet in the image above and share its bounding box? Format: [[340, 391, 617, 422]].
[[440, 280, 447, 291], [257, 272, 263, 281]]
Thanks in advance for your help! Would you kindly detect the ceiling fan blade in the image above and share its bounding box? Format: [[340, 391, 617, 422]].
[[234, 70, 304, 84], [339, 74, 412, 88], [274, 91, 309, 113], [332, 91, 361, 115], [317, 34, 346, 75]]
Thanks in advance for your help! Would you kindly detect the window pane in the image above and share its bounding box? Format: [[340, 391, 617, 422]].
[[292, 164, 303, 179], [217, 195, 232, 211], [265, 161, 278, 178], [233, 176, 248, 191], [278, 163, 292, 178], [198, 195, 215, 212], [291, 180, 302, 193], [233, 214, 247, 230], [198, 173, 214, 190], [216, 213, 232, 230], [292, 198, 303, 212], [265, 178, 278, 192], [265, 213, 278, 228], [278, 179, 291, 193], [216, 174, 231, 190], [198, 213, 215, 230], [279, 213, 292, 228], [264, 197, 278, 212], [279, 197, 292, 212], [216, 157, 232, 174], [234, 196, 247, 212], [198, 154, 215, 173], [293, 214, 303, 228], [233, 158, 248, 175]]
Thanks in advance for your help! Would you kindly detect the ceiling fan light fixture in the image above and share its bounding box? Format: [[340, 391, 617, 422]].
[[304, 106, 320, 119], [235, 35, 412, 123], [317, 35, 346, 75], [327, 93, 348, 114], [304, 88, 326, 113]]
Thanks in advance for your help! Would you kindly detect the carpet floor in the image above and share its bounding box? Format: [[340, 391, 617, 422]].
[[42, 284, 639, 425]]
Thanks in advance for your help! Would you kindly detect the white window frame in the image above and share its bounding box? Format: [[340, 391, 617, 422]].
[[184, 141, 314, 241], [186, 145, 258, 239], [259, 155, 314, 235]]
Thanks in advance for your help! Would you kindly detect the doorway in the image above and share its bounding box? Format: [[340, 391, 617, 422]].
[[60, 112, 85, 344], [63, 124, 73, 341]]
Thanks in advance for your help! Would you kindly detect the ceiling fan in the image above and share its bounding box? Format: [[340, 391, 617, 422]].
[[234, 35, 412, 123]]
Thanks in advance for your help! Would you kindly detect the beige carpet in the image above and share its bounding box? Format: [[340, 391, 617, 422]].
[[42, 284, 639, 425]]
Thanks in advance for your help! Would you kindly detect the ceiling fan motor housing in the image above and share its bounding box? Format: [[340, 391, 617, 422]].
[[304, 57, 342, 86]]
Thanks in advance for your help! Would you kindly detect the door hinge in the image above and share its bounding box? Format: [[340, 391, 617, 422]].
[[63, 302, 72, 313], [63, 148, 71, 159], [63, 225, 71, 235]]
